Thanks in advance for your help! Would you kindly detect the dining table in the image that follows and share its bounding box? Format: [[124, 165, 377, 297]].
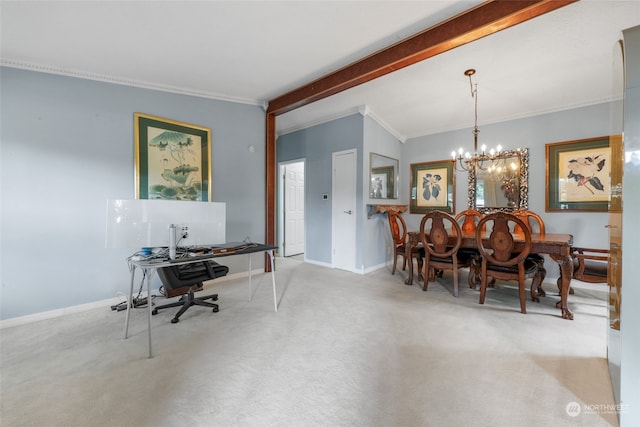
[[405, 230, 576, 320]]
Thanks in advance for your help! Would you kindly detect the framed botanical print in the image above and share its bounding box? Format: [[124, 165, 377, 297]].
[[410, 160, 455, 213], [546, 136, 612, 212], [134, 113, 212, 201]]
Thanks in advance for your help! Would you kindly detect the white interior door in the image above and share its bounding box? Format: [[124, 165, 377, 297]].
[[332, 149, 356, 271], [283, 161, 305, 256]]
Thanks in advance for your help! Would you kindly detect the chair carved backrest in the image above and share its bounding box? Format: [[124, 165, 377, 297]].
[[454, 209, 484, 235], [512, 209, 545, 238], [420, 211, 462, 258], [476, 212, 535, 314], [476, 212, 532, 267], [420, 211, 468, 296], [387, 209, 407, 246], [388, 209, 423, 277]]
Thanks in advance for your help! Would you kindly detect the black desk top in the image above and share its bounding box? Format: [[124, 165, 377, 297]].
[[168, 243, 277, 263], [128, 243, 277, 267]]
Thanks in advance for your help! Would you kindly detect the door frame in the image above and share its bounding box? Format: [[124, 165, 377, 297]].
[[278, 158, 306, 258]]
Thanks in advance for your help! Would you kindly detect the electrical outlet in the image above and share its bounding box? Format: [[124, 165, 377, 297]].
[[181, 225, 189, 239]]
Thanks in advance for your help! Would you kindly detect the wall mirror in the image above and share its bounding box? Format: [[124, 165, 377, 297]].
[[369, 153, 399, 199], [467, 148, 528, 213]]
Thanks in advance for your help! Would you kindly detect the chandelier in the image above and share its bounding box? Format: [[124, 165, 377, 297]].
[[452, 69, 502, 171]]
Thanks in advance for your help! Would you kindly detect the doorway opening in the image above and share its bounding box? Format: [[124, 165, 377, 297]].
[[278, 160, 305, 259]]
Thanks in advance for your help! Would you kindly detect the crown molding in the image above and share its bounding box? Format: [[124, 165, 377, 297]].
[[1, 58, 264, 107], [405, 95, 622, 140], [358, 105, 407, 143], [276, 106, 362, 137], [277, 104, 406, 142]]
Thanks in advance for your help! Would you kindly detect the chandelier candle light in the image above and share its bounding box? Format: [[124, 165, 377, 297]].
[[452, 69, 502, 171]]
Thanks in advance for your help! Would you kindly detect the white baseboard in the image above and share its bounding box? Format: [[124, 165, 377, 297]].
[[363, 262, 388, 274], [304, 259, 332, 269], [0, 269, 261, 329], [0, 297, 125, 330]]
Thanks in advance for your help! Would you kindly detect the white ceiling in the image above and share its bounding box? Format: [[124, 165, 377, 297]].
[[2, 1, 639, 141]]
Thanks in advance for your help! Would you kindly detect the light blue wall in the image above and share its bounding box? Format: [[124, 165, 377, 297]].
[[362, 115, 403, 271], [277, 114, 363, 266], [0, 67, 266, 320], [402, 103, 617, 279], [0, 65, 629, 327], [276, 113, 401, 272], [277, 104, 616, 278]]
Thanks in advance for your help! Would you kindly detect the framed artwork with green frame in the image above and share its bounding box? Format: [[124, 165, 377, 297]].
[[545, 135, 613, 212], [410, 160, 455, 214], [134, 113, 212, 201]]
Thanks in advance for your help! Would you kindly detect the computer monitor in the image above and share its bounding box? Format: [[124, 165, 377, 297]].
[[105, 199, 226, 250]]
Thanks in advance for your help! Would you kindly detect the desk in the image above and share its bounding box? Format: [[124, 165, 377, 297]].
[[124, 244, 278, 358], [405, 231, 575, 320]]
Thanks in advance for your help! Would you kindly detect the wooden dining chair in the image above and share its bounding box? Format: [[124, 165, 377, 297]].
[[557, 247, 609, 294], [512, 209, 547, 299], [420, 211, 471, 296], [454, 209, 485, 235], [454, 209, 485, 289], [512, 209, 545, 237], [476, 212, 544, 314], [388, 209, 424, 279]]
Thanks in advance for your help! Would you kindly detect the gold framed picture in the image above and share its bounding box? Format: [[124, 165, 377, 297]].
[[410, 160, 455, 214], [134, 113, 212, 201], [545, 136, 612, 212]]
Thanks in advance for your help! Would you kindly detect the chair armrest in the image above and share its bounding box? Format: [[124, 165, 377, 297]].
[[571, 247, 609, 282], [572, 247, 609, 262]]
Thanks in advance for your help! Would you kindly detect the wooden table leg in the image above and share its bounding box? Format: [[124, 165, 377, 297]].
[[468, 255, 481, 289], [551, 254, 574, 320], [404, 242, 414, 285]]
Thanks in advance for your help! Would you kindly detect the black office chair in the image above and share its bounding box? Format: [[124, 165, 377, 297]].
[[153, 260, 229, 323]]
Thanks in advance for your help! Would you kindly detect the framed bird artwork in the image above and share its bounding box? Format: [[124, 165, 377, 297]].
[[546, 136, 617, 212]]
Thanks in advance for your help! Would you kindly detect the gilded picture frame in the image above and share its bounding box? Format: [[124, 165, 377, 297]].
[[410, 160, 455, 214], [134, 113, 212, 201], [545, 136, 612, 212]]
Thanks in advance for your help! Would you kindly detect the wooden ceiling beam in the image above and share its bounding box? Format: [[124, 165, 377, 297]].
[[264, 0, 576, 249], [266, 0, 577, 116]]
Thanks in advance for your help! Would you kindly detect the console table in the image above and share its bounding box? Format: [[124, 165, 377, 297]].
[[367, 204, 408, 218]]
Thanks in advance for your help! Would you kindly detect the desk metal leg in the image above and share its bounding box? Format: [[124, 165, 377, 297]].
[[248, 252, 252, 301], [145, 268, 153, 358], [247, 250, 277, 312], [269, 250, 278, 312], [123, 266, 154, 357], [124, 265, 136, 339]]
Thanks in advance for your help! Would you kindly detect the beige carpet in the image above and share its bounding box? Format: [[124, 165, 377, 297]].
[[0, 258, 617, 426]]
